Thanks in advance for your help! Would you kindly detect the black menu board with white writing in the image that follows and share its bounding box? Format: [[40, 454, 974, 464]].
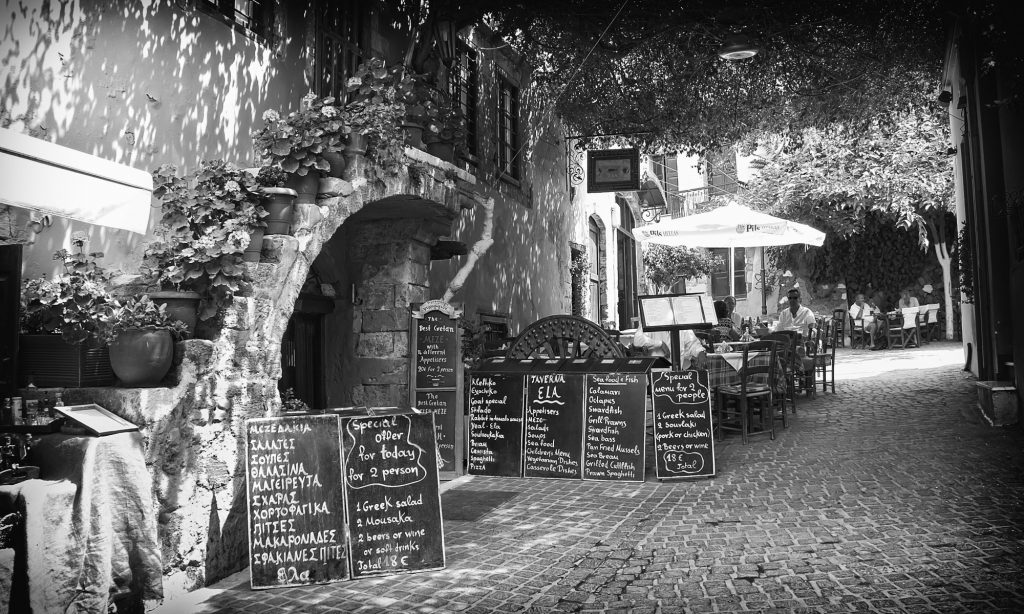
[[651, 370, 716, 479], [522, 373, 585, 479], [410, 303, 463, 478], [245, 414, 347, 589], [413, 311, 458, 389], [582, 372, 646, 482], [341, 412, 445, 578], [414, 389, 458, 474], [467, 373, 524, 477]]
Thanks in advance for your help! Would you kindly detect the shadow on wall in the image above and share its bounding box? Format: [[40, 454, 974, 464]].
[[2, 0, 312, 172]]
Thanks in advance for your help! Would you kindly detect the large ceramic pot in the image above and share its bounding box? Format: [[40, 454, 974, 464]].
[[244, 227, 265, 262], [108, 327, 174, 387], [322, 151, 346, 178], [284, 172, 318, 206], [17, 334, 115, 387], [149, 290, 201, 337], [262, 187, 298, 234], [426, 141, 455, 163]]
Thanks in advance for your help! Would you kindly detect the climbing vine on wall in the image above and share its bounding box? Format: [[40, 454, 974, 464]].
[[569, 246, 589, 317], [957, 224, 975, 304]]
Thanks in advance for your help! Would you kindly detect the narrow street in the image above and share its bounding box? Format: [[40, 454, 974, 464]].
[[160, 342, 1024, 614]]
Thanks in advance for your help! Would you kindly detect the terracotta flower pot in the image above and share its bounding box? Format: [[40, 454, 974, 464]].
[[262, 186, 299, 234], [244, 227, 264, 262], [401, 121, 424, 149], [322, 151, 346, 178], [109, 328, 174, 387], [284, 172, 318, 206], [344, 132, 367, 158], [149, 290, 201, 337]]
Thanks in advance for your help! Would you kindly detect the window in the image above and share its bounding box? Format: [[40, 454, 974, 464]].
[[616, 201, 638, 327], [316, 1, 367, 100], [449, 42, 479, 159], [199, 0, 274, 41], [709, 247, 747, 299], [497, 76, 521, 181], [588, 217, 607, 322]]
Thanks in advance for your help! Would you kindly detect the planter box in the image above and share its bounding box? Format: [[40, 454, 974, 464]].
[[976, 381, 1019, 426], [17, 334, 115, 388]]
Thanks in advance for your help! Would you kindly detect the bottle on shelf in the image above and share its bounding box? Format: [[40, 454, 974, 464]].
[[41, 391, 53, 420], [54, 391, 65, 407], [1, 397, 12, 425]]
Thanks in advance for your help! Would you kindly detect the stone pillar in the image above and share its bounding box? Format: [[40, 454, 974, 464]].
[[345, 219, 432, 407]]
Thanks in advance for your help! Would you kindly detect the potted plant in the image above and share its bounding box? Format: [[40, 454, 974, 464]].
[[423, 93, 468, 163], [252, 94, 349, 199], [145, 160, 265, 324], [18, 236, 117, 387], [345, 57, 410, 180], [255, 165, 298, 236], [99, 294, 188, 387]]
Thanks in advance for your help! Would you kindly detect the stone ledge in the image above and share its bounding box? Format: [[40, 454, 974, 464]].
[[404, 147, 476, 184]]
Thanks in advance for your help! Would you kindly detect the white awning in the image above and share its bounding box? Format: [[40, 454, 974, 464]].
[[0, 128, 152, 234]]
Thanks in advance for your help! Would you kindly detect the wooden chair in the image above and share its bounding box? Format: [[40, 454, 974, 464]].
[[813, 320, 839, 393], [715, 340, 778, 444], [921, 304, 941, 342], [831, 308, 846, 347], [887, 308, 921, 349], [763, 331, 799, 417], [505, 315, 625, 359], [849, 313, 871, 349]]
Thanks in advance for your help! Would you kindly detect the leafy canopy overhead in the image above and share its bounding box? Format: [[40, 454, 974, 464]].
[[479, 0, 948, 156]]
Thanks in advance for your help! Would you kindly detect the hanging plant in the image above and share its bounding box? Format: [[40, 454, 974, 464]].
[[570, 248, 590, 317], [957, 224, 975, 304]]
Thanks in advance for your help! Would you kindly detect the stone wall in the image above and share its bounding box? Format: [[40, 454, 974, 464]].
[[66, 154, 475, 596]]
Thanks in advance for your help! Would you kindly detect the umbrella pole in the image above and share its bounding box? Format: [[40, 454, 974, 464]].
[[761, 246, 768, 316]]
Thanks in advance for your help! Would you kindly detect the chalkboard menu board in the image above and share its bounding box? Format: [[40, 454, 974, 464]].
[[523, 373, 585, 479], [340, 412, 445, 578], [413, 310, 458, 389], [467, 373, 524, 477], [245, 414, 347, 589], [409, 301, 463, 478], [583, 373, 646, 482], [651, 370, 715, 479], [414, 389, 458, 473]]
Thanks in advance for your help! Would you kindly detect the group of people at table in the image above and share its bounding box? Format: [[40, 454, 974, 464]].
[[631, 289, 816, 369], [848, 289, 924, 350]]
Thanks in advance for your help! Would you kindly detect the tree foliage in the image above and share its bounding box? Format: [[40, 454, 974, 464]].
[[642, 245, 721, 292], [744, 102, 954, 245]]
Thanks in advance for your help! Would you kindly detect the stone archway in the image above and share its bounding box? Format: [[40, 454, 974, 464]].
[[133, 160, 476, 592]]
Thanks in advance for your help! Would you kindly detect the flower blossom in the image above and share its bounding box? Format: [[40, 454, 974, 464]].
[[262, 109, 280, 123]]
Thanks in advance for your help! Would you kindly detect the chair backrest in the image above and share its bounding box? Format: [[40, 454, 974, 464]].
[[737, 340, 778, 393], [763, 331, 799, 372], [900, 307, 920, 330], [505, 315, 625, 359], [925, 304, 940, 324]]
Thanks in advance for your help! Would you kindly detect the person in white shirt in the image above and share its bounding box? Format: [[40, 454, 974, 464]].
[[777, 288, 816, 337], [849, 293, 879, 348], [631, 325, 708, 369]]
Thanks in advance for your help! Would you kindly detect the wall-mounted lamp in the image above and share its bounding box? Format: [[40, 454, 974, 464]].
[[937, 90, 953, 104], [717, 33, 760, 60], [433, 19, 458, 69]]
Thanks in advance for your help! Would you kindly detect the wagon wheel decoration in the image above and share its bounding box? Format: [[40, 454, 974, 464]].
[[505, 315, 625, 359]]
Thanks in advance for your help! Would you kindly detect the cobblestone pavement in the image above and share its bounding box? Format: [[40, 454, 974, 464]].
[[159, 342, 1024, 614]]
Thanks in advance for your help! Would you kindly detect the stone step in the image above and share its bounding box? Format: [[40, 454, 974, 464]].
[[975, 380, 1019, 426]]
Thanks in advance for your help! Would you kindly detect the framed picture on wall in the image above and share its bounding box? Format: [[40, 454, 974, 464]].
[[587, 148, 640, 193]]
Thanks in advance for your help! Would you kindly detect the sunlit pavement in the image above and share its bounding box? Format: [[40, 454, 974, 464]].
[[156, 341, 1024, 613]]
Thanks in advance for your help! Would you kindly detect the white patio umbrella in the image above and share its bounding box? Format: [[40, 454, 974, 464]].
[[633, 202, 825, 248], [633, 202, 826, 315]]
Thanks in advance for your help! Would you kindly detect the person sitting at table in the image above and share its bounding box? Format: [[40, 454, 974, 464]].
[[713, 300, 741, 342], [631, 324, 708, 368], [848, 293, 878, 347], [898, 288, 920, 310], [777, 288, 816, 337]]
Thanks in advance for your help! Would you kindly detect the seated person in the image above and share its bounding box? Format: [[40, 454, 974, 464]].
[[848, 293, 878, 345], [898, 288, 920, 310], [713, 300, 741, 342], [777, 288, 816, 337], [632, 324, 708, 369]]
